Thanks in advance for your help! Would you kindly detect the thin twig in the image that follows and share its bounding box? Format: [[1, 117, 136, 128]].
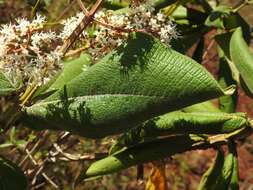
[[53, 143, 107, 161], [64, 46, 89, 57], [60, 0, 103, 55], [31, 182, 46, 190], [31, 0, 42, 18], [19, 130, 50, 167], [25, 148, 59, 189], [202, 39, 215, 61], [76, 0, 147, 34]]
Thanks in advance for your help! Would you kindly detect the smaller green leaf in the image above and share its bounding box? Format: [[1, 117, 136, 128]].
[[171, 6, 207, 24], [31, 53, 92, 101], [215, 151, 234, 189], [228, 142, 239, 190], [109, 112, 248, 154], [205, 6, 232, 28], [80, 135, 205, 180], [197, 150, 225, 190], [198, 142, 238, 190], [48, 53, 91, 91], [230, 27, 253, 93], [171, 5, 187, 19], [218, 54, 237, 113], [0, 156, 28, 190], [151, 0, 177, 11], [215, 33, 240, 83]]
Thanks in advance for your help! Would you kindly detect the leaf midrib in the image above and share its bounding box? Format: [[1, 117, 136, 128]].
[[35, 93, 165, 106]]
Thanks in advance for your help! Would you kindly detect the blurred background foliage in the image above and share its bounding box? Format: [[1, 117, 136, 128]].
[[0, 0, 253, 189]]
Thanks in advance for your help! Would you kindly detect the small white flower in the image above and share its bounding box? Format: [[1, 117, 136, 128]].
[[32, 14, 46, 25], [157, 13, 165, 22], [60, 12, 85, 40], [31, 31, 57, 47], [94, 11, 105, 19], [16, 18, 30, 35], [109, 15, 125, 26]]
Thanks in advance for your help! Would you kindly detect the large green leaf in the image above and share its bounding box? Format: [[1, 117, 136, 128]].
[[0, 156, 27, 190], [0, 72, 18, 96], [230, 27, 253, 94], [22, 32, 233, 138], [109, 112, 248, 154], [79, 135, 206, 180]]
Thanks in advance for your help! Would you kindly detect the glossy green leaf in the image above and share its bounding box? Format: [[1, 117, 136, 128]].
[[0, 156, 27, 190], [80, 135, 206, 180], [230, 27, 253, 93], [22, 32, 234, 138], [109, 112, 248, 154]]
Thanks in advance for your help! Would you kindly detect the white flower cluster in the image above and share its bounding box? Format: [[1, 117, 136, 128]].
[[60, 12, 87, 40], [0, 6, 178, 88], [0, 15, 62, 86], [60, 5, 178, 59]]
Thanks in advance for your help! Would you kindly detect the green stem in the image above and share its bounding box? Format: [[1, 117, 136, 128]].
[[233, 0, 250, 12], [31, 0, 42, 18]]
